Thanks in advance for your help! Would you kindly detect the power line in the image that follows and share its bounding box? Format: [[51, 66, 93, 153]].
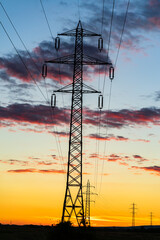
[[39, 0, 54, 41], [0, 21, 65, 177], [101, 0, 105, 35], [114, 0, 130, 67], [101, 0, 115, 95], [39, 0, 69, 167], [99, 0, 130, 195], [0, 1, 49, 102], [107, 0, 115, 61], [0, 2, 40, 74], [98, 80, 113, 195], [0, 1, 66, 178], [0, 21, 48, 102]]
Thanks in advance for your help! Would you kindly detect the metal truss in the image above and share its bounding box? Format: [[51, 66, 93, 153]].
[[46, 20, 111, 226]]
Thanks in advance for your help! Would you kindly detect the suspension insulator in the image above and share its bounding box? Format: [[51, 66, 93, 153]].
[[51, 93, 56, 108], [98, 37, 103, 52], [98, 94, 103, 110], [42, 63, 47, 78], [109, 66, 114, 80], [55, 36, 60, 51]]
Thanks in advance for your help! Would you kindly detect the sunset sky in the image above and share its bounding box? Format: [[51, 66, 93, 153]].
[[0, 0, 160, 227]]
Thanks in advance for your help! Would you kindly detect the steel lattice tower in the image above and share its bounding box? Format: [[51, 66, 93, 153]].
[[85, 180, 91, 227], [84, 180, 97, 227], [45, 21, 111, 226]]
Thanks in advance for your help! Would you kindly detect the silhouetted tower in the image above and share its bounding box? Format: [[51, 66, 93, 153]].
[[44, 21, 112, 226], [84, 180, 97, 227], [130, 203, 137, 227], [150, 212, 153, 226], [85, 180, 91, 227]]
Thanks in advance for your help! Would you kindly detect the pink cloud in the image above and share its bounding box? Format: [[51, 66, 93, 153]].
[[7, 168, 66, 174], [131, 165, 160, 176], [149, 17, 160, 28]]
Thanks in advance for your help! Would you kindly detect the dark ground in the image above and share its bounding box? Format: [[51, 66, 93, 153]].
[[0, 224, 160, 240]]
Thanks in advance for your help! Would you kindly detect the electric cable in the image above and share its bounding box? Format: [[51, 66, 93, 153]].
[[98, 80, 113, 195], [39, 0, 54, 41], [114, 0, 130, 67], [101, 0, 105, 35], [0, 1, 49, 102], [39, 0, 69, 174], [98, 0, 130, 195], [102, 0, 115, 95], [0, 21, 48, 102], [0, 21, 65, 177]]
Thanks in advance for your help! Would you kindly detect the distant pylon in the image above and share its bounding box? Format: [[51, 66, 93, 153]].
[[150, 212, 153, 226], [130, 203, 137, 227], [84, 180, 97, 227], [45, 20, 112, 226]]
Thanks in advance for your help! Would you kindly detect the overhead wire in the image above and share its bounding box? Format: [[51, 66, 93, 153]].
[[114, 0, 130, 67], [39, 0, 69, 175], [0, 1, 65, 175], [102, 0, 115, 95], [98, 80, 112, 195], [94, 0, 114, 191], [101, 0, 105, 35], [0, 1, 49, 102], [94, 66, 101, 190], [98, 0, 130, 195], [97, 0, 115, 194], [93, 0, 106, 190], [0, 21, 48, 102], [0, 21, 66, 175], [0, 2, 39, 73], [39, 0, 54, 41]]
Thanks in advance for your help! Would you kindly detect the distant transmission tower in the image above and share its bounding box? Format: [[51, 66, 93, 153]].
[[43, 20, 112, 226], [130, 203, 137, 227], [84, 180, 97, 227], [150, 212, 153, 226]]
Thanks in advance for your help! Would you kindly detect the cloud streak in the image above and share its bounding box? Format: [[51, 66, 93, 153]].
[[1, 104, 160, 132], [131, 165, 160, 176], [7, 168, 66, 174]]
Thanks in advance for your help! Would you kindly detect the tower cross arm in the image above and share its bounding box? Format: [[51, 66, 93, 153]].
[[45, 54, 112, 66], [58, 29, 101, 37], [83, 54, 112, 65], [58, 20, 101, 37], [45, 54, 74, 64], [54, 83, 101, 94]]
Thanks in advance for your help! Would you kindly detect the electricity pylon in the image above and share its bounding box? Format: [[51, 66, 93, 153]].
[[130, 203, 137, 227], [84, 180, 97, 227], [45, 20, 111, 226], [150, 212, 154, 226]]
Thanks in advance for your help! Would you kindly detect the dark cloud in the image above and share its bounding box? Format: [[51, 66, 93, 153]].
[[131, 165, 160, 176], [88, 133, 129, 141], [0, 30, 111, 85], [155, 91, 160, 101], [84, 107, 160, 128], [1, 104, 160, 130], [82, 0, 160, 54], [0, 103, 69, 127], [89, 153, 148, 167], [133, 154, 148, 164], [49, 130, 69, 137]]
